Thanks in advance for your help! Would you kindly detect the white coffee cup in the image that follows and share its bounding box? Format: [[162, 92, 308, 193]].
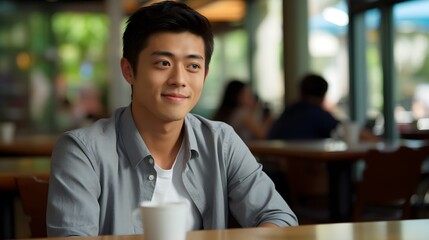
[[0, 122, 15, 144], [133, 201, 187, 240], [342, 121, 360, 146]]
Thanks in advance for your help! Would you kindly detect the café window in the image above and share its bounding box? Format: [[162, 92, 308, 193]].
[[349, 0, 429, 139], [393, 0, 429, 132], [308, 0, 349, 121], [364, 8, 384, 135]]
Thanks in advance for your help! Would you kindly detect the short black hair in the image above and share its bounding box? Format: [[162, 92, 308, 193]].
[[300, 73, 328, 98], [122, 1, 214, 74]]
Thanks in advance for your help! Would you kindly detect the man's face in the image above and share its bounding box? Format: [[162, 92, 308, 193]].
[[123, 32, 207, 123]]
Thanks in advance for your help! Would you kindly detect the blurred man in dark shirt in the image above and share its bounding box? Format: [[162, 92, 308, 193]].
[[268, 74, 339, 140]]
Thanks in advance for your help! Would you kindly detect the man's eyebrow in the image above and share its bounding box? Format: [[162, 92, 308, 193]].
[[151, 51, 204, 60], [187, 54, 204, 60], [151, 51, 174, 57]]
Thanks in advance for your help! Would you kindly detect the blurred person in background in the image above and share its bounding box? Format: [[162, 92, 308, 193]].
[[212, 79, 274, 142], [212, 79, 289, 203], [268, 73, 379, 142]]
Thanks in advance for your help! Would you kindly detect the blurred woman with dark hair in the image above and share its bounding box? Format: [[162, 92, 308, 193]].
[[212, 79, 273, 142]]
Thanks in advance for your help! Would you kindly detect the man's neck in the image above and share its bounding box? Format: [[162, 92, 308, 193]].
[[143, 127, 184, 170], [131, 108, 185, 169]]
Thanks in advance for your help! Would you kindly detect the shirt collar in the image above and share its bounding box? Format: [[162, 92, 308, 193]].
[[118, 106, 200, 168], [183, 115, 200, 159], [119, 106, 151, 168]]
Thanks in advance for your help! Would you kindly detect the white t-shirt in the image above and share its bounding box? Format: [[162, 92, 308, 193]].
[[151, 139, 202, 231]]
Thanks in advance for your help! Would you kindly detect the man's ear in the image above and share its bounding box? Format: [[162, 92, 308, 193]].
[[120, 58, 134, 84]]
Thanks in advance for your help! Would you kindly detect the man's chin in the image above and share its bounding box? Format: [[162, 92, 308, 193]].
[[159, 113, 187, 123]]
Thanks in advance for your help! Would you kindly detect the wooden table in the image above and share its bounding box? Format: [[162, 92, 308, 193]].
[[0, 158, 50, 190], [42, 219, 429, 240], [0, 134, 58, 157], [246, 139, 427, 222], [247, 139, 383, 161], [401, 129, 429, 140]]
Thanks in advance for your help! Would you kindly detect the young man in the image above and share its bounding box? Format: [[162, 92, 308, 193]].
[[46, 1, 298, 236]]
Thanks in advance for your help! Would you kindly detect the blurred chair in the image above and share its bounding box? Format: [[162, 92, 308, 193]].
[[415, 172, 429, 218], [353, 145, 429, 221], [285, 160, 330, 224], [15, 175, 49, 238]]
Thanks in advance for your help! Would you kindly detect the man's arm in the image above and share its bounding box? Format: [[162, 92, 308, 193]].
[[225, 131, 299, 227], [259, 223, 281, 228], [47, 133, 101, 236]]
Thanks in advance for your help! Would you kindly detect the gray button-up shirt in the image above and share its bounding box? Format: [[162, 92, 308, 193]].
[[46, 106, 298, 236]]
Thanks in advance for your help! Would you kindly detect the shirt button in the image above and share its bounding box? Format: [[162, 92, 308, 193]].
[[148, 175, 155, 181], [148, 158, 154, 165]]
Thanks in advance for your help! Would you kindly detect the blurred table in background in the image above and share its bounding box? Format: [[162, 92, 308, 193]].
[[401, 129, 429, 140], [247, 139, 429, 222], [0, 158, 50, 190], [0, 134, 58, 157], [248, 139, 378, 161]]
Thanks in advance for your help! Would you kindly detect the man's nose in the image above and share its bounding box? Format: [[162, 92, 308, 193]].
[[168, 65, 186, 86]]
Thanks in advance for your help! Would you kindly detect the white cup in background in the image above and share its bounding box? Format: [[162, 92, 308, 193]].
[[0, 122, 15, 144], [133, 201, 187, 240], [342, 121, 360, 146]]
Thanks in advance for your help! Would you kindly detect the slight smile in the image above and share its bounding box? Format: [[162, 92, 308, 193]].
[[161, 93, 189, 102]]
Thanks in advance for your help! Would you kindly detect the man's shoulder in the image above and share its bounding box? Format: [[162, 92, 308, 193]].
[[62, 113, 118, 151], [186, 113, 234, 133], [69, 117, 115, 138]]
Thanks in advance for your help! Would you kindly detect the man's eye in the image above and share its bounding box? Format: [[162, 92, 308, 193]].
[[188, 64, 201, 71], [156, 61, 170, 67]]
